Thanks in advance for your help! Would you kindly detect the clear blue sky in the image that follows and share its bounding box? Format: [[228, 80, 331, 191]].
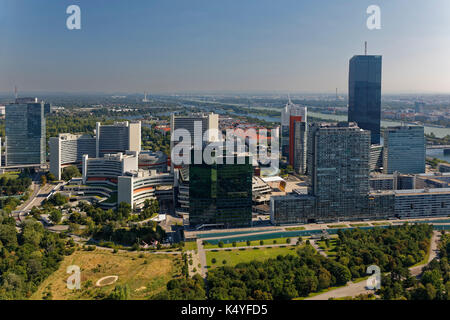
[[1, 0, 449, 94]]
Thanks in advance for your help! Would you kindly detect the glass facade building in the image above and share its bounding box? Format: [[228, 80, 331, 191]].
[[189, 154, 253, 228], [383, 125, 426, 174], [348, 55, 382, 144], [307, 122, 371, 219], [5, 100, 46, 165]]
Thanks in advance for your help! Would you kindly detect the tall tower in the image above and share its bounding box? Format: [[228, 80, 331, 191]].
[[281, 98, 307, 171], [348, 53, 382, 144], [5, 98, 46, 166], [307, 122, 370, 219]]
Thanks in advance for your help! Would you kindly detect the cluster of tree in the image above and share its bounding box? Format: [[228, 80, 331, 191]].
[[138, 199, 159, 220], [427, 157, 449, 169], [107, 284, 131, 300], [0, 213, 74, 299], [0, 197, 22, 214], [61, 166, 81, 181], [44, 193, 69, 207], [45, 115, 108, 140], [153, 274, 206, 300], [93, 220, 166, 247], [207, 245, 351, 300], [141, 126, 170, 156], [377, 231, 450, 300], [0, 175, 32, 196], [40, 172, 56, 186], [333, 224, 433, 279]]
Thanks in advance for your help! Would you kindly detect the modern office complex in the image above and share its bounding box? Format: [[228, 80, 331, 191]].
[[96, 121, 141, 157], [280, 98, 307, 172], [138, 150, 168, 173], [82, 152, 139, 184], [189, 154, 253, 228], [308, 122, 371, 219], [348, 55, 382, 144], [5, 98, 46, 166], [383, 125, 426, 174], [49, 133, 96, 180], [170, 113, 219, 150], [118, 170, 173, 209], [394, 188, 450, 217]]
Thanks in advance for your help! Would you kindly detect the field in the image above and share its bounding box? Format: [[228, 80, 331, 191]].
[[31, 249, 182, 300], [206, 245, 301, 268], [285, 226, 306, 231], [350, 223, 370, 227], [327, 224, 348, 229], [184, 241, 198, 251], [371, 222, 391, 226], [203, 236, 299, 249]]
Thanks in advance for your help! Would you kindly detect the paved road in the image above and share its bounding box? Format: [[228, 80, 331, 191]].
[[197, 238, 208, 278], [307, 231, 442, 300]]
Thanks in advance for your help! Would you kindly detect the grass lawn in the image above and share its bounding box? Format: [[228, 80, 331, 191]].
[[184, 241, 198, 252], [31, 249, 182, 300], [206, 245, 301, 268], [350, 223, 370, 227], [327, 224, 348, 229], [317, 239, 338, 257], [371, 222, 391, 226], [203, 237, 299, 249], [285, 226, 306, 231]]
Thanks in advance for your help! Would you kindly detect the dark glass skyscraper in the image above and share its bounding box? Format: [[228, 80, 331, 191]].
[[348, 55, 382, 144], [189, 153, 253, 228], [5, 98, 46, 166]]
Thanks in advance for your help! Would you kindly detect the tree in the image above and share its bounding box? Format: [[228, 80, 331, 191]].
[[49, 210, 62, 224], [246, 240, 251, 246], [211, 258, 217, 264], [40, 175, 47, 186], [232, 241, 237, 247], [61, 166, 81, 181], [117, 202, 132, 220], [108, 284, 130, 300], [286, 238, 291, 244], [318, 268, 332, 290], [259, 240, 264, 246], [218, 241, 224, 248], [422, 270, 442, 288]]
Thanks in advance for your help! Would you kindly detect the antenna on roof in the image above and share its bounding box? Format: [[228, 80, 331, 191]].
[[14, 86, 18, 100], [365, 41, 368, 55]]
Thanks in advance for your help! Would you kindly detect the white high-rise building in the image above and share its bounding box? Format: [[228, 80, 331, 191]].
[[49, 133, 96, 180], [96, 121, 141, 157]]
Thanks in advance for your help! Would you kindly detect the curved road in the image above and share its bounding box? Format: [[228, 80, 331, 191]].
[[306, 231, 442, 300]]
